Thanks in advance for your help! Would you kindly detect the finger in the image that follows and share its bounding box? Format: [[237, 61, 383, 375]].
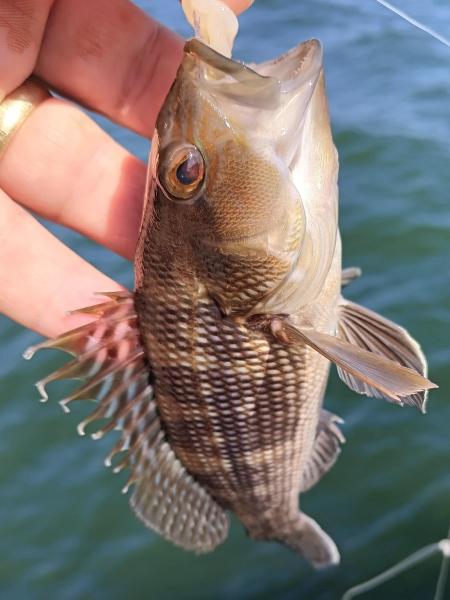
[[0, 0, 54, 99], [34, 0, 184, 137], [0, 96, 146, 260], [0, 188, 122, 337], [222, 0, 255, 15], [3, 1, 252, 138]]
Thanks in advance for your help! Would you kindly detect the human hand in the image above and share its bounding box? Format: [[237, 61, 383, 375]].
[[0, 0, 253, 338]]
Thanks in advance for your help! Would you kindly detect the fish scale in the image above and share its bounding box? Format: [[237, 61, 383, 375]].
[[134, 242, 338, 531]]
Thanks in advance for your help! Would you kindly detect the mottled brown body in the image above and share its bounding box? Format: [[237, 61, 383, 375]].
[[135, 208, 341, 540], [132, 38, 343, 547]]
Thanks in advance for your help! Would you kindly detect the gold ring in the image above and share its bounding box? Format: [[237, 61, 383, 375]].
[[0, 77, 51, 158]]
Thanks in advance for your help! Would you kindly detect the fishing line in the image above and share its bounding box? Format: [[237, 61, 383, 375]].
[[374, 0, 450, 49], [341, 539, 450, 599], [434, 525, 450, 600]]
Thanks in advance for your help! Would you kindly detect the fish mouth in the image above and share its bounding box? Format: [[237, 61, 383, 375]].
[[249, 39, 323, 91], [185, 38, 280, 109], [184, 38, 323, 166], [184, 38, 323, 111]]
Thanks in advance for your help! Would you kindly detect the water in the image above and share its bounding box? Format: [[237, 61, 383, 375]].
[[1, 1, 449, 598]]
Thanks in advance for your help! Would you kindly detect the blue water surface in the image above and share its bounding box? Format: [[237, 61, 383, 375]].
[[1, 1, 449, 599]]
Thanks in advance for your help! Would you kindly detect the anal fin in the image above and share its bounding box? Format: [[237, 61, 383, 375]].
[[24, 292, 229, 553], [300, 409, 345, 493]]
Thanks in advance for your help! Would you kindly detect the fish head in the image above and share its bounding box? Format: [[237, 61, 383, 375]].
[[139, 39, 335, 314]]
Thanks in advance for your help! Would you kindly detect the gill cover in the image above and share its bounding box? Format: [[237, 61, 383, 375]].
[[191, 39, 336, 313], [137, 38, 337, 315]]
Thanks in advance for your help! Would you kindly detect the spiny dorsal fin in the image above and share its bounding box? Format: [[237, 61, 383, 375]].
[[337, 299, 431, 412], [300, 409, 345, 493], [280, 321, 437, 406], [341, 267, 362, 288], [24, 292, 229, 553]]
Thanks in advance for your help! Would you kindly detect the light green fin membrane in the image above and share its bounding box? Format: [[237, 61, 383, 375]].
[[337, 299, 431, 412], [24, 292, 229, 553], [300, 409, 345, 493], [341, 267, 362, 288], [282, 322, 437, 406]]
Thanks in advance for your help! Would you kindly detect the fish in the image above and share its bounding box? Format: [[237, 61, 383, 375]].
[[24, 36, 437, 568]]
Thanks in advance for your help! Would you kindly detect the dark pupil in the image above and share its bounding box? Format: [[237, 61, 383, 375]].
[[176, 153, 201, 185]]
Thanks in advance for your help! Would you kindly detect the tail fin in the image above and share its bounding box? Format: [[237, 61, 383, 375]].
[[276, 513, 340, 568]]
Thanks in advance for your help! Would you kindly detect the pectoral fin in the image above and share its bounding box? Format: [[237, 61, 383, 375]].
[[24, 292, 229, 553], [336, 300, 432, 412], [280, 321, 437, 406]]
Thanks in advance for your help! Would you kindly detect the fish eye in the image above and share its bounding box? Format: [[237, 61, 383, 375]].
[[161, 144, 205, 201]]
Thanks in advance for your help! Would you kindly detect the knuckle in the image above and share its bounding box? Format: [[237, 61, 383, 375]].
[[0, 0, 53, 95]]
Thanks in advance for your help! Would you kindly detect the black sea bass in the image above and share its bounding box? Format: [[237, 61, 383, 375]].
[[25, 0, 436, 567]]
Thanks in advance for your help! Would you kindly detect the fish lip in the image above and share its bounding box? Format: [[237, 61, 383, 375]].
[[185, 38, 281, 109], [185, 37, 323, 89], [183, 37, 323, 123], [253, 39, 323, 89], [185, 38, 266, 80]]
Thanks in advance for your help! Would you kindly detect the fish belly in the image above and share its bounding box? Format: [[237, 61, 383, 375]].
[[135, 276, 332, 531]]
